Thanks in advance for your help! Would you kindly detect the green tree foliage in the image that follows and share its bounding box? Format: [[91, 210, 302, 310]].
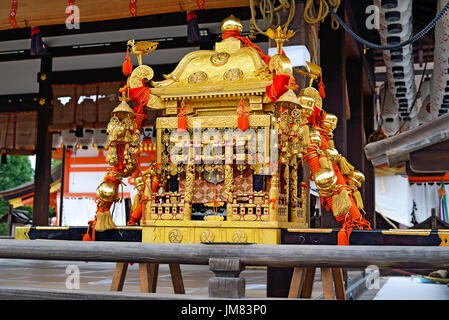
[[0, 155, 34, 192], [0, 156, 34, 235]]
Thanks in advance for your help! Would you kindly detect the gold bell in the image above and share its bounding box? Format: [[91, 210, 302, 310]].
[[96, 181, 118, 203], [323, 113, 338, 132], [309, 128, 322, 147], [111, 100, 136, 121], [275, 89, 300, 109], [312, 168, 337, 191], [299, 87, 322, 116], [324, 147, 340, 162], [352, 170, 366, 184]]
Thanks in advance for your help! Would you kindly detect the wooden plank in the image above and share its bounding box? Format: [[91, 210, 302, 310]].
[[332, 268, 347, 300], [110, 262, 128, 291], [301, 267, 316, 298], [288, 267, 305, 298], [321, 268, 334, 300], [2, 240, 449, 269], [169, 263, 185, 294]]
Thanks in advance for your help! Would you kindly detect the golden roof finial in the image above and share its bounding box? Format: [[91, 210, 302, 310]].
[[220, 15, 243, 33], [266, 26, 295, 55]]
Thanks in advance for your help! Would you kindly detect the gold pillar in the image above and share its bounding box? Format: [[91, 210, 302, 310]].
[[183, 162, 195, 221], [269, 174, 279, 221], [284, 163, 290, 205], [289, 157, 298, 222], [224, 164, 234, 218]]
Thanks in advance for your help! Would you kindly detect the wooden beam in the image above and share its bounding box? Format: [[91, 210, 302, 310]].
[[32, 56, 53, 227], [2, 240, 449, 270], [0, 94, 40, 114], [0, 6, 253, 41], [0, 33, 267, 62], [0, 1, 250, 31]]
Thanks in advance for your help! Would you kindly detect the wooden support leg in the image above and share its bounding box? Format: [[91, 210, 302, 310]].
[[139, 263, 159, 293], [321, 268, 335, 300], [150, 263, 159, 292], [288, 267, 305, 298], [332, 268, 347, 300], [169, 263, 185, 294], [110, 262, 128, 291], [301, 267, 316, 298]]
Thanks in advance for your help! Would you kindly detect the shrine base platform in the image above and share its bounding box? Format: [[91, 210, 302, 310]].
[[14, 226, 449, 246]]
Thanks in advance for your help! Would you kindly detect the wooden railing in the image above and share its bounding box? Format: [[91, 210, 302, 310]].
[[0, 239, 448, 299]]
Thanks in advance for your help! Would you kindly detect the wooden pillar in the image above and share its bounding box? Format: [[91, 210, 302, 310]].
[[33, 56, 53, 227], [363, 94, 375, 228], [320, 15, 347, 156], [319, 12, 347, 228], [347, 56, 375, 228], [346, 58, 363, 169], [266, 267, 293, 297]]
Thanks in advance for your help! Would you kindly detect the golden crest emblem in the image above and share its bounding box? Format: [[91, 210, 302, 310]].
[[168, 229, 183, 243], [210, 52, 230, 66]]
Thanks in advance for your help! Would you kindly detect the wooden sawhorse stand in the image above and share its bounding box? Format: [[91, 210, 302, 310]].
[[288, 267, 346, 300], [110, 262, 185, 294]]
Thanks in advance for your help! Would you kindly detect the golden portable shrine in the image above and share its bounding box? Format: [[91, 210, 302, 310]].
[[88, 15, 371, 245]]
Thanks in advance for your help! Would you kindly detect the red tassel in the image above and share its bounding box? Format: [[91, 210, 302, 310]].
[[337, 229, 349, 246], [122, 50, 133, 76], [82, 232, 92, 241], [187, 11, 200, 43], [177, 101, 187, 133], [318, 75, 326, 99], [237, 100, 249, 131], [177, 116, 187, 133]]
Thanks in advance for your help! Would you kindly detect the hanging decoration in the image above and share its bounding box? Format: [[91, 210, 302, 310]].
[[186, 11, 200, 43], [30, 27, 48, 56], [9, 0, 18, 29], [129, 0, 137, 17]]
